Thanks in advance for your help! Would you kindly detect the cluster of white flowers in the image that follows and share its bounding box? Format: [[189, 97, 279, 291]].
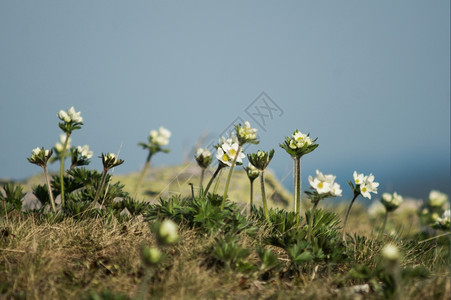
[[55, 134, 72, 152], [58, 106, 83, 123], [76, 145, 93, 159], [435, 209, 450, 228], [32, 147, 50, 158], [381, 192, 404, 211], [353, 171, 379, 199], [288, 130, 313, 150], [246, 163, 260, 177], [308, 170, 342, 197], [428, 190, 448, 208], [216, 139, 245, 166], [196, 147, 211, 160], [150, 126, 171, 147], [237, 121, 258, 142]]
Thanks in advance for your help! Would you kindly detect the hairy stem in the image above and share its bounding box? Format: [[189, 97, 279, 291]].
[[221, 145, 242, 210], [294, 157, 301, 226], [93, 169, 108, 208], [380, 210, 389, 238], [59, 132, 70, 207], [200, 168, 205, 191], [43, 166, 56, 213], [204, 164, 222, 195], [213, 168, 223, 194], [342, 193, 359, 239], [260, 171, 269, 220], [134, 152, 152, 199]]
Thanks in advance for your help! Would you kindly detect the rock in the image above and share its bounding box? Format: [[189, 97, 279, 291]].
[[21, 192, 42, 211], [113, 197, 125, 203], [120, 208, 131, 217], [94, 202, 105, 210]]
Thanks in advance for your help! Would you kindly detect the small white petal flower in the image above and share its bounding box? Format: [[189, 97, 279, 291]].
[[150, 130, 158, 139], [360, 184, 371, 199], [382, 244, 399, 261], [58, 110, 71, 122], [32, 147, 41, 157], [216, 147, 231, 166], [77, 145, 93, 159], [428, 190, 448, 208], [158, 126, 171, 139], [331, 182, 342, 197], [353, 171, 367, 185], [309, 169, 341, 196], [309, 177, 331, 194]]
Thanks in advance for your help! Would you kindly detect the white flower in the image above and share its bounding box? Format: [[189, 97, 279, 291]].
[[76, 145, 93, 159], [32, 147, 42, 157], [330, 182, 343, 197], [158, 126, 171, 139], [353, 171, 366, 185], [383, 192, 403, 205], [289, 130, 313, 149], [55, 134, 72, 152], [224, 142, 245, 163], [358, 173, 379, 199], [58, 110, 71, 122], [149, 126, 171, 146], [159, 219, 178, 244], [435, 209, 450, 229], [246, 162, 260, 178], [216, 141, 245, 166], [67, 106, 83, 123], [381, 244, 399, 261], [216, 147, 231, 166], [428, 190, 448, 208], [237, 121, 258, 143], [58, 107, 83, 123], [196, 147, 211, 159], [308, 170, 342, 196]]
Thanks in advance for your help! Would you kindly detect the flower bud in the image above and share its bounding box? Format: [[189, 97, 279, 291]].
[[142, 246, 162, 265], [158, 219, 179, 245], [381, 244, 399, 261]]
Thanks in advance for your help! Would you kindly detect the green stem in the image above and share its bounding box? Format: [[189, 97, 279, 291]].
[[260, 171, 269, 220], [221, 145, 242, 210], [93, 169, 108, 208], [249, 179, 254, 209], [294, 156, 301, 226], [204, 164, 222, 195], [200, 168, 205, 191], [59, 132, 70, 207], [43, 166, 56, 213], [342, 192, 359, 239], [135, 152, 152, 199], [213, 168, 223, 194], [380, 210, 389, 238]]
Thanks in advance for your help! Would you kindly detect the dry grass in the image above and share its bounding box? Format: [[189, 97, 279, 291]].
[[0, 205, 449, 299]]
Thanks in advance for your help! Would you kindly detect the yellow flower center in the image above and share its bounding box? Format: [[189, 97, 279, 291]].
[[318, 182, 323, 189], [361, 187, 367, 192], [229, 149, 236, 156], [222, 154, 229, 161]]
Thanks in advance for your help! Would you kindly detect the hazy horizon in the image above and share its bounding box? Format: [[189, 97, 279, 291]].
[[1, 1, 449, 200]]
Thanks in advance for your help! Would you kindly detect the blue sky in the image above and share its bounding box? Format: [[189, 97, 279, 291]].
[[0, 1, 449, 199]]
